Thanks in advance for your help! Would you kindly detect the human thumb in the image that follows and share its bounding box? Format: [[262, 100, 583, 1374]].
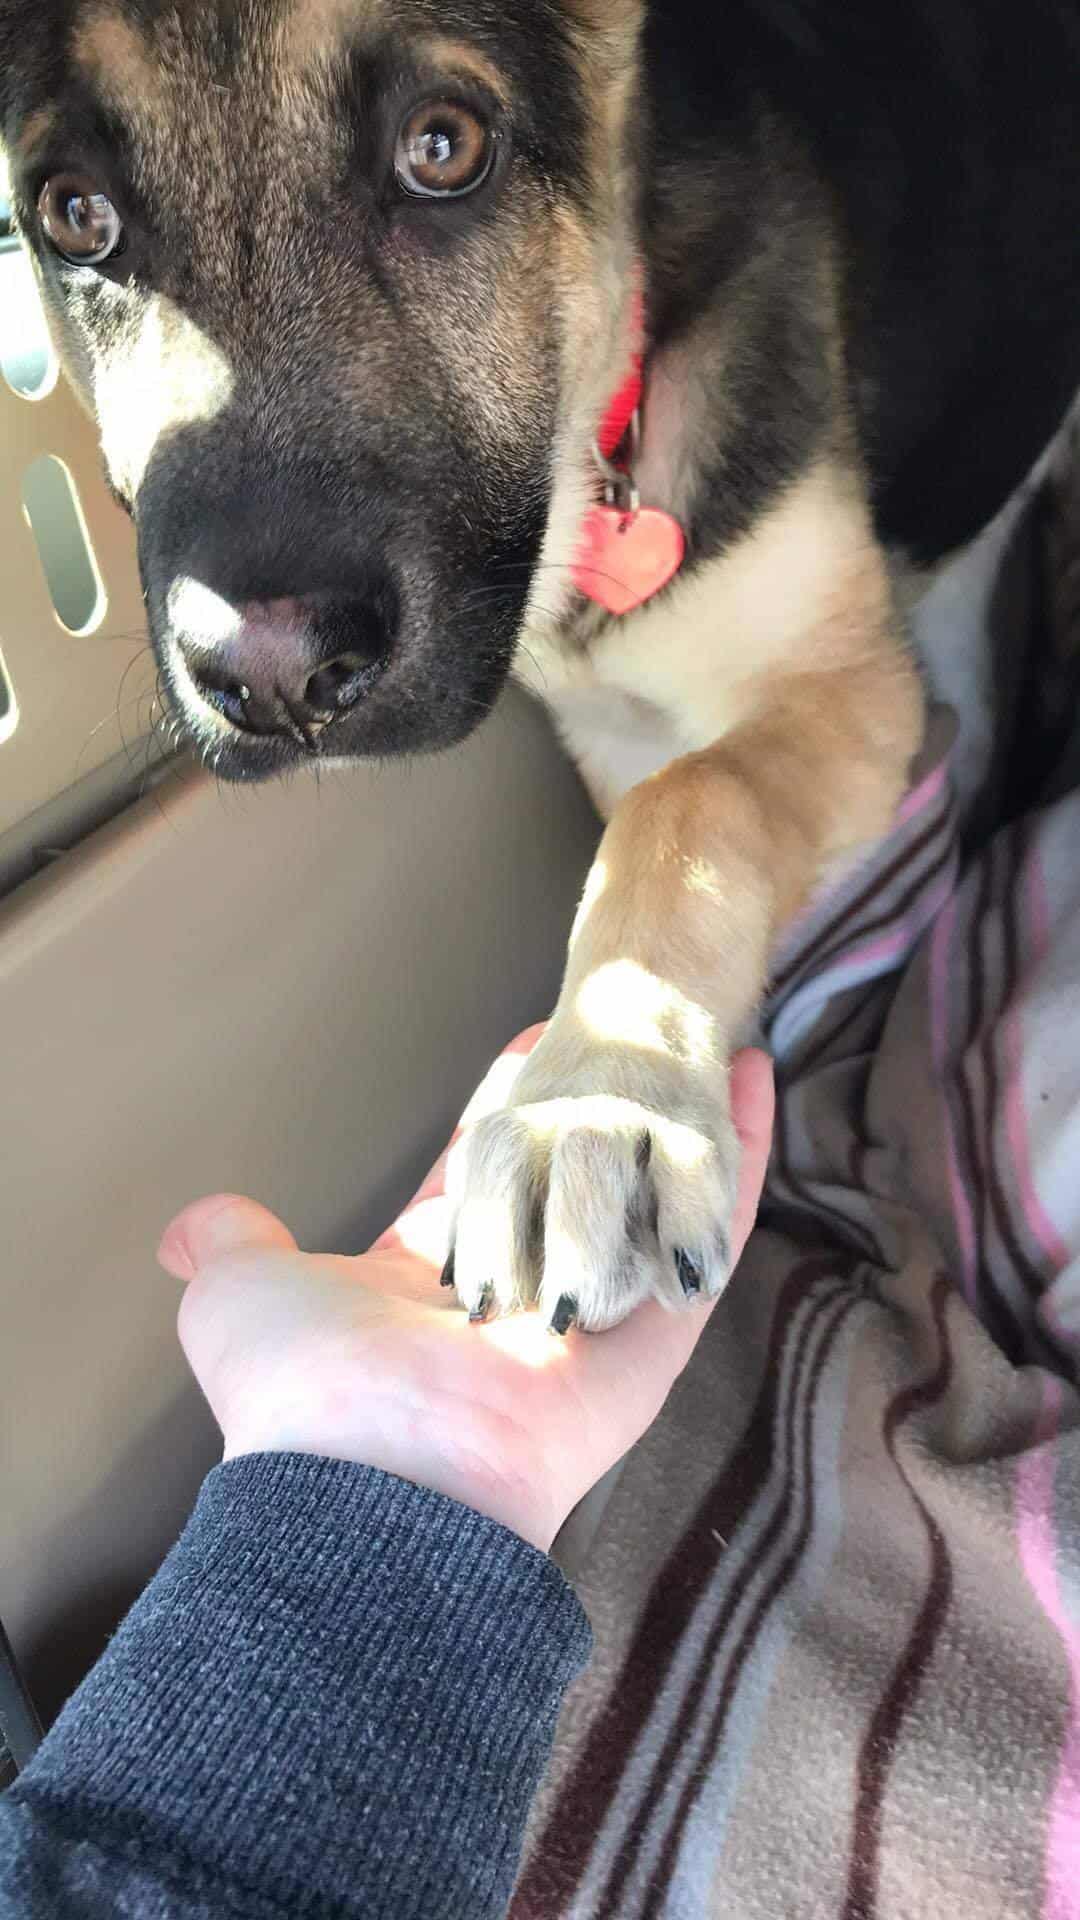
[[158, 1193, 298, 1281]]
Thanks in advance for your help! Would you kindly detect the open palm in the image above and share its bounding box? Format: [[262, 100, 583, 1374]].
[[159, 1029, 774, 1552]]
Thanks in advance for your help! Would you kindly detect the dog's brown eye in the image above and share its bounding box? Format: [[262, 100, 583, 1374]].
[[38, 175, 124, 265], [395, 101, 494, 199]]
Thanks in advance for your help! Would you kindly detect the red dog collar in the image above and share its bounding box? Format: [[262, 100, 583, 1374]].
[[571, 282, 686, 616], [596, 287, 646, 463]]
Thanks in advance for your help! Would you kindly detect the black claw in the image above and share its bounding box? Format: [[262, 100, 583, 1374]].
[[439, 1249, 456, 1289], [469, 1284, 494, 1324], [550, 1294, 578, 1337], [675, 1249, 703, 1297], [635, 1128, 653, 1172]]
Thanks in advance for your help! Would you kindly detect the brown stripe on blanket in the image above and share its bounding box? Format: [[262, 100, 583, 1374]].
[[631, 1286, 860, 1920], [777, 981, 886, 1089], [765, 777, 956, 1252], [983, 816, 1059, 1313], [765, 972, 895, 1265], [769, 1115, 884, 1263], [763, 816, 960, 1265], [768, 798, 953, 1002], [943, 833, 1028, 1364], [767, 1000, 888, 1264], [769, 831, 958, 1029], [509, 1257, 846, 1919], [841, 1273, 955, 1920], [966, 827, 1030, 1321]]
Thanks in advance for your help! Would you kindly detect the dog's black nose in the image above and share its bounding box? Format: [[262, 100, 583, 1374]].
[[173, 590, 393, 742]]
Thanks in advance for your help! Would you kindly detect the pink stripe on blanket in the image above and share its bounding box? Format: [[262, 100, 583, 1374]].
[[822, 867, 955, 985], [897, 758, 948, 827], [1017, 1374, 1080, 1920]]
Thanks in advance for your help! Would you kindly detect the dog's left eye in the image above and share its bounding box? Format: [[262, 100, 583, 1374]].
[[395, 101, 495, 199], [38, 175, 125, 266]]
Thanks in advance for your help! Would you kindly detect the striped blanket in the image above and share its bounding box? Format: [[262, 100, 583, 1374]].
[[511, 419, 1080, 1920]]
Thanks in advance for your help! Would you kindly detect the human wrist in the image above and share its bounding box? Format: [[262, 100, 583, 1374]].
[[221, 1423, 563, 1555], [24, 1453, 591, 1919]]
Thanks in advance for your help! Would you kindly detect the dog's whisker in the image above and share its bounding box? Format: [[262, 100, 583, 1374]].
[[75, 687, 160, 763], [73, 644, 156, 779], [515, 644, 548, 688]]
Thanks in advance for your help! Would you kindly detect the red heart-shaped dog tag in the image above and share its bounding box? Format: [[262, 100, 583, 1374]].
[[572, 504, 686, 616]]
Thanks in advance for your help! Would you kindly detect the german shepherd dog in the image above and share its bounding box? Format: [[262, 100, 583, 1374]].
[[3, 2, 1080, 1332]]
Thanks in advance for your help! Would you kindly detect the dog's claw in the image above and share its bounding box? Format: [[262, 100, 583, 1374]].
[[439, 1249, 456, 1289], [550, 1294, 578, 1337], [675, 1249, 703, 1297], [469, 1284, 494, 1323]]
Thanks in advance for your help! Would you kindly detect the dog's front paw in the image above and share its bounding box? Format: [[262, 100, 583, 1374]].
[[445, 1049, 738, 1333]]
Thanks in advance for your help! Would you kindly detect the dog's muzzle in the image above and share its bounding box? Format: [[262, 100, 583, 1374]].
[[168, 581, 396, 748], [135, 418, 536, 770]]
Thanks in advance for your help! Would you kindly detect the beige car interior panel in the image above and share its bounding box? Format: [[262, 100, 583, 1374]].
[[0, 228, 600, 1722], [0, 239, 163, 889]]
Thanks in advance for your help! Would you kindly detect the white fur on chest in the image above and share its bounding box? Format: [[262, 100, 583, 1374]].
[[539, 681, 683, 819], [513, 460, 859, 820], [512, 538, 754, 819]]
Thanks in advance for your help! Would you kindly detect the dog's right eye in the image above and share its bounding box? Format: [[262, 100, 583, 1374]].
[[38, 175, 125, 267], [395, 101, 495, 199]]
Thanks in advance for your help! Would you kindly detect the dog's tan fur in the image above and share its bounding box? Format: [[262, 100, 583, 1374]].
[[11, 107, 54, 160], [73, 6, 159, 97], [411, 36, 512, 107]]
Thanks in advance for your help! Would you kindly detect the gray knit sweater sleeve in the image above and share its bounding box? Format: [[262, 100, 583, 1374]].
[[0, 1453, 591, 1917]]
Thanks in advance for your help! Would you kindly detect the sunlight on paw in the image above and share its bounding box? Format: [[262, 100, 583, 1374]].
[[448, 1187, 518, 1270], [682, 855, 725, 898], [652, 1109, 715, 1171], [458, 1050, 534, 1129], [513, 1094, 713, 1172], [575, 959, 717, 1065]]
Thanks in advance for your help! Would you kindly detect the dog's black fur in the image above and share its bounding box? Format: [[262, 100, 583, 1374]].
[[638, 1, 1080, 564]]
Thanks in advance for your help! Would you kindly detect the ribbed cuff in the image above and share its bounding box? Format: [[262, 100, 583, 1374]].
[[13, 1455, 591, 1918]]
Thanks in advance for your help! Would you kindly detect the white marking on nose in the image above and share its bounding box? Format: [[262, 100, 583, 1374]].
[[167, 577, 244, 648]]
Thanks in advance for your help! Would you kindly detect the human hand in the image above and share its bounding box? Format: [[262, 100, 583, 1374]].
[[159, 1029, 774, 1552]]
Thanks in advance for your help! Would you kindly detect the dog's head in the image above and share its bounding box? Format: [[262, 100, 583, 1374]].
[[1, 0, 642, 774]]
